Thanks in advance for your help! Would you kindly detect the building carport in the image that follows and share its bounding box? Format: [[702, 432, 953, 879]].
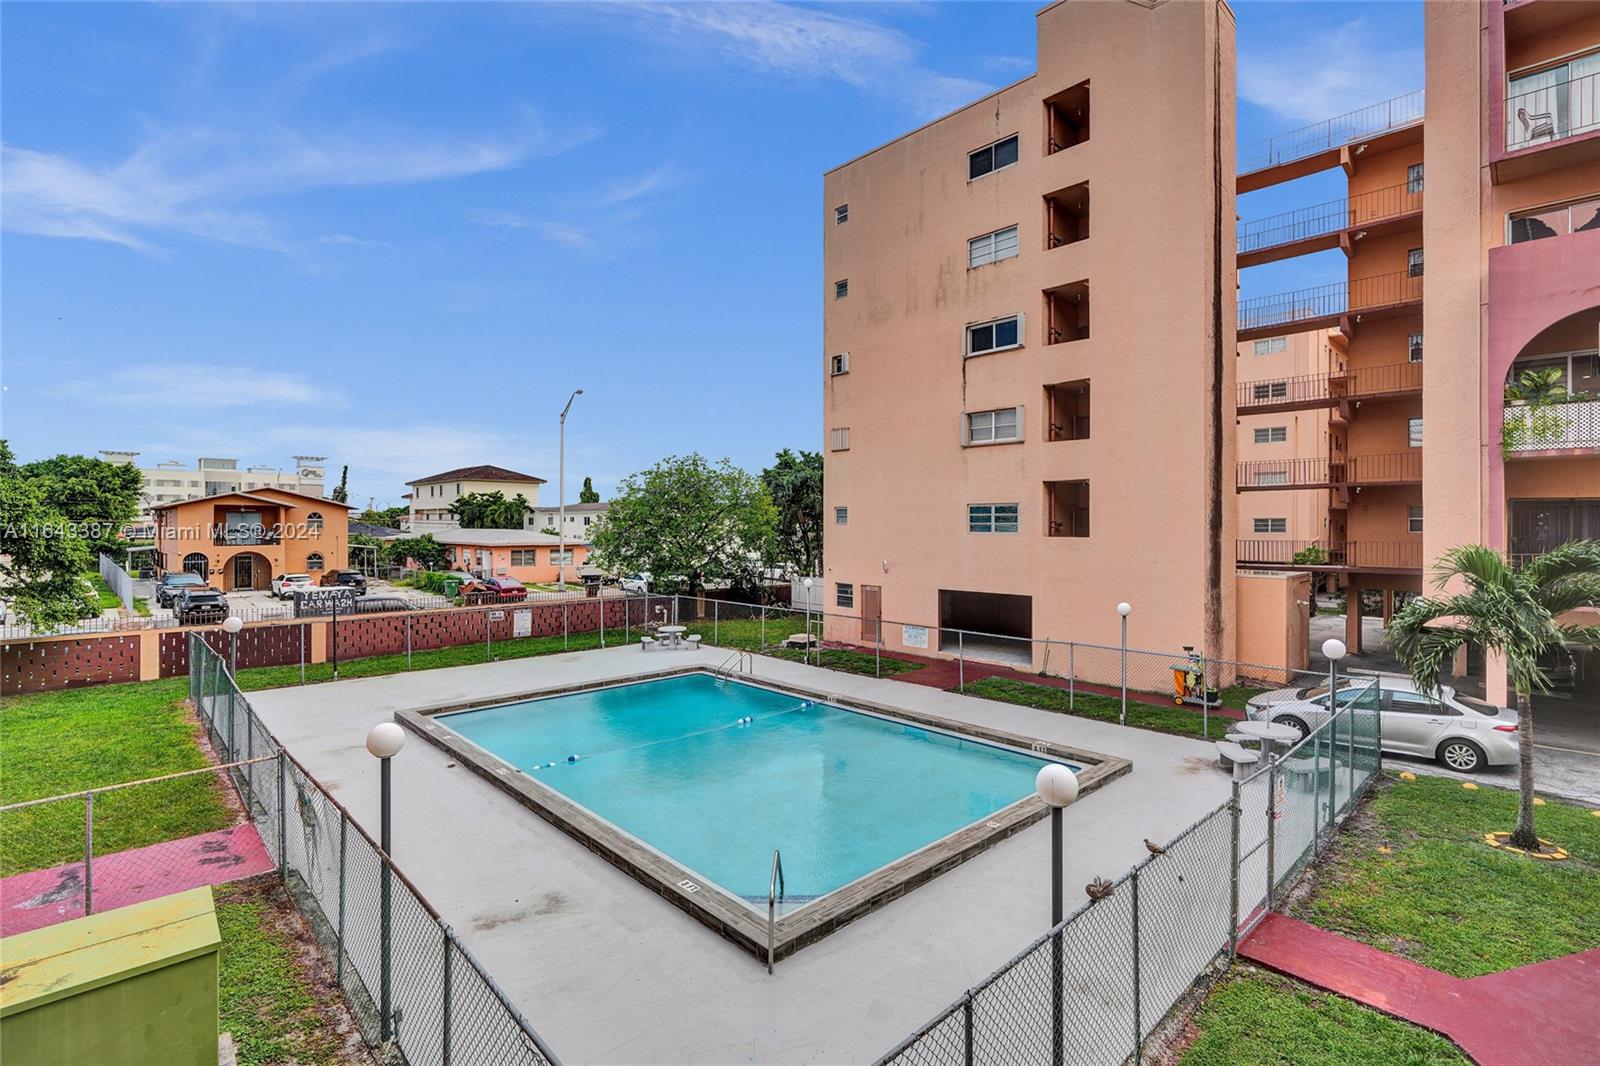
[[937, 589, 1033, 665]]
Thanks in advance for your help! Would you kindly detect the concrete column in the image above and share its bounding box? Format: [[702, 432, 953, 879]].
[[1381, 589, 1395, 626], [309, 620, 328, 664], [138, 630, 162, 681], [1345, 584, 1364, 655], [1485, 648, 1510, 706]]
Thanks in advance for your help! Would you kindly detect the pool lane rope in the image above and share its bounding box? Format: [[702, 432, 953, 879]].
[[529, 700, 817, 772]]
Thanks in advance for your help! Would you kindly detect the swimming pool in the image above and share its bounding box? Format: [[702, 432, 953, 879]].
[[405, 670, 1118, 961]]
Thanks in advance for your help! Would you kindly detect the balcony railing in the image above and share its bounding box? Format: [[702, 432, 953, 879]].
[[1237, 539, 1422, 571], [1238, 451, 1423, 490], [1238, 269, 1422, 334], [1237, 181, 1423, 256], [1503, 397, 1600, 454], [1238, 361, 1423, 411], [1239, 89, 1424, 175], [1506, 67, 1600, 152]]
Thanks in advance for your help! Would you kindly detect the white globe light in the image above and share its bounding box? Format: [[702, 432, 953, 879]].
[[803, 577, 814, 588], [1035, 764, 1080, 808], [222, 616, 244, 634], [366, 721, 406, 760], [1116, 602, 1132, 617], [1322, 638, 1348, 661]]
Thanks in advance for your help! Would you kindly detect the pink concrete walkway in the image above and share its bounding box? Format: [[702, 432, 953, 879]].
[[0, 824, 274, 936], [1240, 912, 1600, 1066]]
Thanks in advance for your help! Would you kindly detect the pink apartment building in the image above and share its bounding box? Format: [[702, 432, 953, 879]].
[[821, 0, 1239, 668], [1235, 330, 1337, 559]]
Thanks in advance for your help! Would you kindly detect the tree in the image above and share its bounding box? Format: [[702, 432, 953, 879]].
[[19, 452, 143, 555], [761, 449, 823, 577], [590, 454, 776, 594], [331, 465, 349, 503], [0, 442, 95, 629], [1389, 542, 1600, 851], [579, 476, 600, 504], [449, 491, 529, 529], [386, 534, 449, 570], [357, 505, 409, 528]]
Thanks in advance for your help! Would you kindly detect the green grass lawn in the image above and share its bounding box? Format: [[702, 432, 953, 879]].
[[132, 596, 152, 616], [0, 679, 234, 875], [1180, 969, 1467, 1065], [958, 676, 1227, 738], [683, 615, 925, 676], [83, 571, 122, 611], [217, 881, 368, 1066], [1294, 773, 1600, 977]]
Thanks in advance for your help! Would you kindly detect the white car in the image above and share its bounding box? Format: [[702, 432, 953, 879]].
[[1244, 676, 1519, 773], [273, 573, 317, 600], [619, 572, 651, 594]]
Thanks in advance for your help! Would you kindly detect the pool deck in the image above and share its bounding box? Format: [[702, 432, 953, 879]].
[[248, 645, 1233, 1065]]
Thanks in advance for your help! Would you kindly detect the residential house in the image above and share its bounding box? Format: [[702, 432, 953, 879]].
[[153, 487, 352, 591], [429, 528, 592, 585], [405, 465, 547, 531]]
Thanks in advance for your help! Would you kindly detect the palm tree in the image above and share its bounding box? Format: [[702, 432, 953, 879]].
[[1389, 542, 1600, 850]]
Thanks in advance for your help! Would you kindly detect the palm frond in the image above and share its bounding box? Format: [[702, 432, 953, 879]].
[[1522, 540, 1600, 591], [1429, 544, 1513, 593]]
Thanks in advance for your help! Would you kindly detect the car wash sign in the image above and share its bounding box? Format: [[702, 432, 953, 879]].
[[294, 587, 358, 617]]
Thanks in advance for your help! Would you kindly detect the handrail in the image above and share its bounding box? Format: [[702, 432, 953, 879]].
[[1239, 89, 1423, 174], [768, 848, 786, 974], [714, 648, 754, 681]]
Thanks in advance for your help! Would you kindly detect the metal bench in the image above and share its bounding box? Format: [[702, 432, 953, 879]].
[[1215, 740, 1260, 780]]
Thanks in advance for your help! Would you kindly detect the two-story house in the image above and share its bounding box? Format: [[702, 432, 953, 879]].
[[153, 487, 352, 591]]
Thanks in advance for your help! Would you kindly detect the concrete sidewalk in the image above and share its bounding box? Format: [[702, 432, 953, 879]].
[[248, 644, 1233, 1064]]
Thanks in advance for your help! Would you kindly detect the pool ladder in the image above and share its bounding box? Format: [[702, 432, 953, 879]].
[[714, 649, 754, 683], [767, 848, 785, 974]]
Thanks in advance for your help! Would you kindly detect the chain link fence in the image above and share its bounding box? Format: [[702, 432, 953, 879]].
[[876, 684, 1381, 1066], [189, 634, 563, 1066]]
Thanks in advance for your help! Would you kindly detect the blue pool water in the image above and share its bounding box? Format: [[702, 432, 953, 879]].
[[439, 674, 1071, 906]]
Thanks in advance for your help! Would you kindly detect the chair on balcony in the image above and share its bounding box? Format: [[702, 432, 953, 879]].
[[1517, 107, 1555, 144]]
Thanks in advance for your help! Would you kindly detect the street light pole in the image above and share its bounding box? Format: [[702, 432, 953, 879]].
[[366, 722, 406, 1045], [1117, 602, 1132, 727], [558, 388, 584, 593], [1036, 764, 1080, 1066]]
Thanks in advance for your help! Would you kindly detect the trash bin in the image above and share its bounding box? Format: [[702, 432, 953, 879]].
[[443, 579, 461, 598]]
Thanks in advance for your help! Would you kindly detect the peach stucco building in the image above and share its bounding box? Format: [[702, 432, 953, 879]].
[[822, 0, 1237, 666], [430, 528, 592, 585], [1235, 330, 1337, 557], [153, 487, 351, 592]]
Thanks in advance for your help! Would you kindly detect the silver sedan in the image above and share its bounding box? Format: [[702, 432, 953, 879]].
[[1244, 677, 1520, 773]]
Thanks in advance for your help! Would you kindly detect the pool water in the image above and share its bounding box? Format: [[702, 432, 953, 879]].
[[439, 673, 1071, 907]]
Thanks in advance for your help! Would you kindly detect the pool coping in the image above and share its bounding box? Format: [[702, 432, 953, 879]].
[[395, 666, 1132, 965]]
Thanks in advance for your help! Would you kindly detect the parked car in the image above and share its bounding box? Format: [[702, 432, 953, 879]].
[[272, 573, 317, 600], [175, 587, 229, 625], [155, 571, 208, 608], [351, 596, 423, 614], [476, 577, 527, 602], [1245, 676, 1518, 773], [619, 572, 651, 594], [320, 570, 367, 594]]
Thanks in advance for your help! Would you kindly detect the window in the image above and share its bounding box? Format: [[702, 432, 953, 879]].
[[1046, 380, 1091, 441], [549, 550, 573, 565], [1408, 332, 1424, 363], [1508, 195, 1600, 244], [830, 427, 850, 451], [835, 204, 848, 225], [1407, 247, 1424, 277], [834, 279, 848, 299], [306, 511, 323, 533], [511, 549, 538, 566], [307, 552, 325, 571], [968, 225, 1020, 268], [967, 314, 1023, 356], [1253, 427, 1288, 444], [1408, 417, 1424, 447], [968, 135, 1019, 180], [1252, 517, 1288, 534], [966, 407, 1022, 444], [1045, 481, 1089, 537], [455, 483, 462, 494], [1407, 163, 1424, 194], [835, 506, 848, 525], [1387, 691, 1453, 716], [1252, 381, 1289, 400], [968, 503, 1019, 534], [1408, 505, 1424, 534], [1254, 471, 1289, 486], [836, 583, 854, 609], [1253, 337, 1287, 356], [831, 352, 849, 376]]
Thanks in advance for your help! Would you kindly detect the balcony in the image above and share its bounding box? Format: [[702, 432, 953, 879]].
[[1237, 451, 1423, 491], [1236, 181, 1423, 267], [1044, 281, 1090, 344], [1503, 397, 1600, 456], [1238, 269, 1422, 341], [1237, 361, 1423, 414], [1238, 89, 1424, 192], [1236, 539, 1422, 573], [1498, 65, 1600, 182]]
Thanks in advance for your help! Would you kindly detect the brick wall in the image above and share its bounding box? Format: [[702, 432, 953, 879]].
[[2, 634, 141, 694]]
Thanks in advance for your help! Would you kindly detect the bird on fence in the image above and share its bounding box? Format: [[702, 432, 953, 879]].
[[1143, 838, 1166, 856], [1085, 877, 1115, 902]]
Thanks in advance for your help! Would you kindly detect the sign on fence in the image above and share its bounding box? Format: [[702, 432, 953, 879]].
[[292, 588, 357, 617], [513, 609, 532, 637], [901, 624, 929, 649]]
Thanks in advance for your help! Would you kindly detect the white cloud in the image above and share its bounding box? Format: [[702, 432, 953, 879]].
[[260, 423, 554, 483], [1239, 20, 1422, 125], [1, 113, 600, 254], [51, 363, 344, 409], [600, 163, 678, 206], [472, 210, 595, 249]]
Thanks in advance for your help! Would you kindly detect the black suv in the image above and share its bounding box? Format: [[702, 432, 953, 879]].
[[321, 570, 368, 595], [155, 571, 208, 608], [175, 587, 229, 625]]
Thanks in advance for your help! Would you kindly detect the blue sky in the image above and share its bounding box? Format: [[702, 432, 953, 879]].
[[1, 1, 1422, 510]]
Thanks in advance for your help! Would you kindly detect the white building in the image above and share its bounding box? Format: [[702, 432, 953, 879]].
[[103, 452, 327, 524], [525, 500, 608, 538]]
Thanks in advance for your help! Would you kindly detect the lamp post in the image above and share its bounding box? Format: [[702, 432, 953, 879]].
[[1036, 764, 1080, 1066], [366, 722, 406, 1044], [1117, 602, 1132, 727], [223, 615, 243, 676], [1322, 638, 1348, 841], [558, 388, 584, 592], [802, 577, 814, 666]]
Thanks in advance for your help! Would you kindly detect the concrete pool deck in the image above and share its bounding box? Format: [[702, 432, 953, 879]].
[[248, 645, 1233, 1065]]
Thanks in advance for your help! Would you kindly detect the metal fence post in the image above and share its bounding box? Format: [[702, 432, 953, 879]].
[[84, 791, 94, 916], [1131, 867, 1142, 1063], [1265, 757, 1278, 910], [963, 992, 974, 1066], [876, 618, 882, 679], [442, 926, 454, 1065], [1068, 642, 1076, 710], [276, 751, 287, 876], [485, 608, 492, 663], [406, 615, 412, 671], [714, 600, 719, 646], [1347, 703, 1356, 812], [1329, 710, 1339, 830], [1228, 782, 1241, 957], [563, 601, 569, 650], [299, 624, 306, 685], [600, 594, 606, 648], [336, 813, 348, 984], [958, 631, 965, 693], [761, 605, 766, 653]]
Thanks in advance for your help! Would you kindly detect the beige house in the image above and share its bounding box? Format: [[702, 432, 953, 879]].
[[404, 465, 547, 531]]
